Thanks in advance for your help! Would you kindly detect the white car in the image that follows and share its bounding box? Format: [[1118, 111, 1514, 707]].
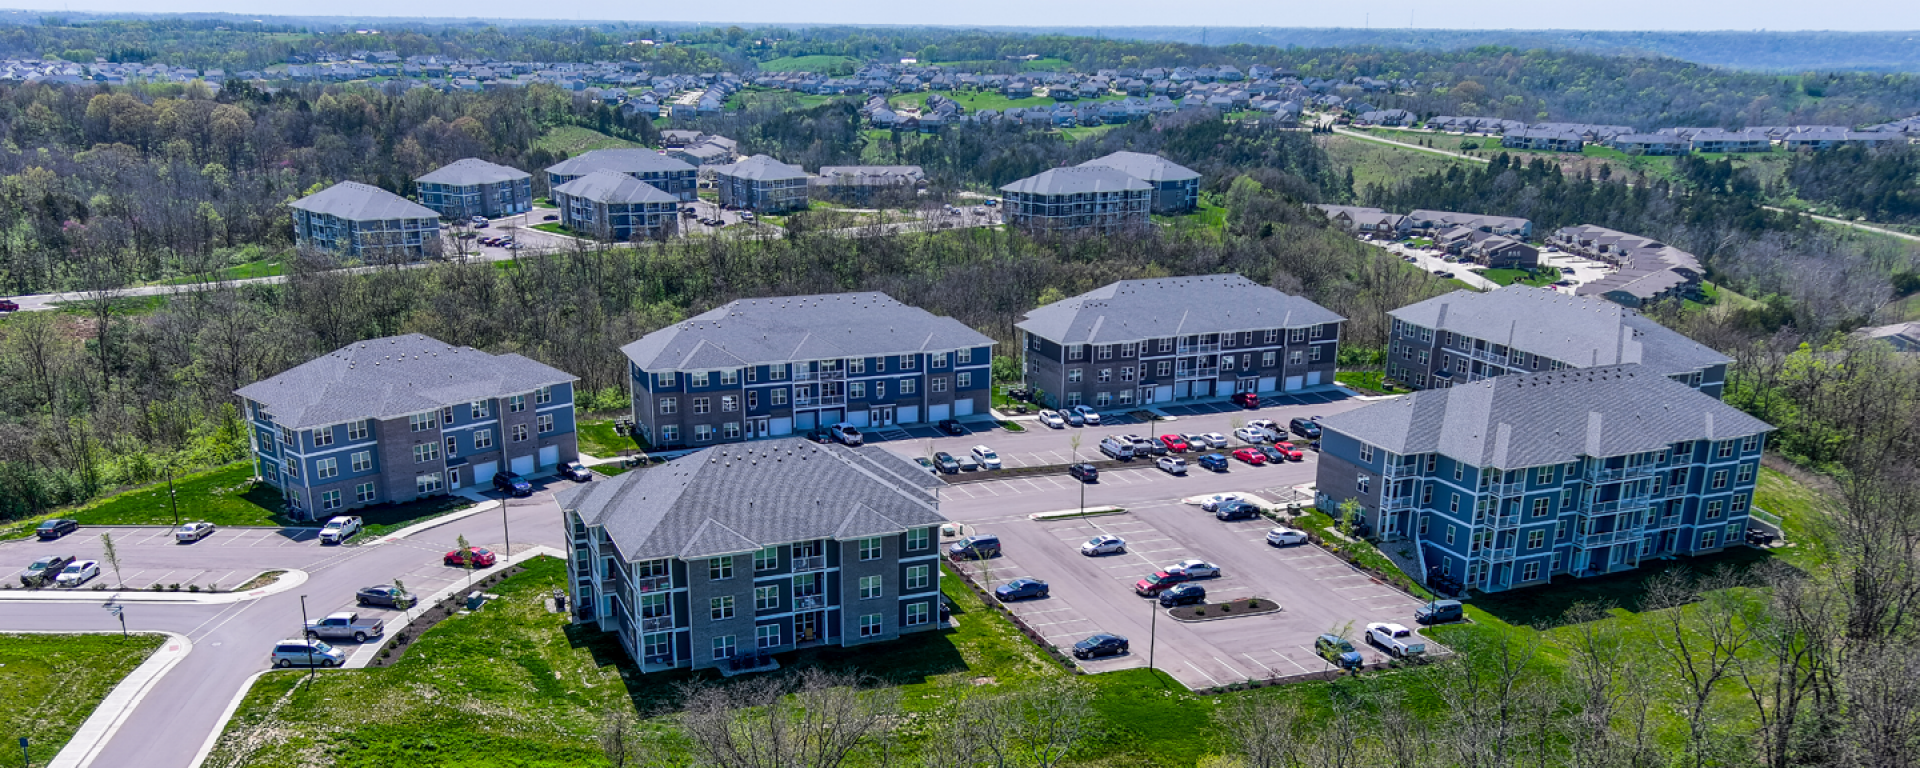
[[319, 515, 363, 545], [1199, 493, 1246, 512], [1166, 559, 1220, 579], [1266, 527, 1309, 546], [1038, 410, 1067, 429], [971, 445, 1002, 469], [1071, 405, 1102, 426], [1200, 432, 1230, 448], [1366, 622, 1428, 657], [1246, 419, 1280, 437], [55, 559, 100, 587], [1081, 535, 1126, 556], [1156, 456, 1188, 475], [174, 521, 217, 542], [1233, 427, 1270, 445]]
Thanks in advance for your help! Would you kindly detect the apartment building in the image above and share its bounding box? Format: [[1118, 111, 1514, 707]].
[[289, 181, 442, 260], [545, 148, 698, 202], [561, 438, 949, 673], [999, 166, 1151, 235], [1387, 286, 1731, 397], [552, 170, 681, 241], [1015, 274, 1343, 409], [713, 154, 812, 213], [415, 158, 533, 219], [622, 292, 994, 449], [1316, 364, 1773, 594], [234, 334, 579, 519], [1077, 151, 1201, 214]]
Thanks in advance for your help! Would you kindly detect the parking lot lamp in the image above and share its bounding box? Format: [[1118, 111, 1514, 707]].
[[1148, 598, 1158, 671], [501, 491, 511, 561], [166, 461, 180, 527], [299, 594, 314, 679]]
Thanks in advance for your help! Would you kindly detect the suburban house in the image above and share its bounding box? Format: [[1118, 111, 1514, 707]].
[[1016, 274, 1343, 409], [1689, 129, 1773, 154], [1554, 225, 1705, 307], [1386, 285, 1732, 396], [1609, 133, 1691, 156], [1857, 321, 1920, 353], [561, 438, 949, 673], [1501, 128, 1585, 152], [713, 155, 812, 213], [234, 334, 579, 519], [545, 149, 698, 202], [1435, 228, 1539, 269], [414, 158, 533, 219], [1076, 151, 1201, 214], [552, 171, 681, 241], [1315, 364, 1773, 594], [1314, 205, 1410, 237], [1405, 210, 1533, 238], [289, 181, 443, 260], [999, 166, 1152, 235], [622, 292, 994, 449], [810, 165, 927, 204]]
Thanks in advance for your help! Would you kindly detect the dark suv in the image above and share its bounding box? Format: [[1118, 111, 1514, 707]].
[[1214, 501, 1260, 521], [492, 471, 533, 496], [34, 519, 78, 540], [1289, 418, 1323, 439], [1068, 463, 1099, 482], [1158, 583, 1207, 607]]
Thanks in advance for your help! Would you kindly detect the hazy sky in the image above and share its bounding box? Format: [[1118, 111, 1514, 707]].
[[24, 0, 1920, 31]]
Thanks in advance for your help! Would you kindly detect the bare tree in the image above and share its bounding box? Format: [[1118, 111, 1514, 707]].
[[599, 710, 674, 768], [1214, 694, 1307, 768], [1645, 568, 1756, 768], [923, 682, 1094, 768], [679, 669, 899, 768]]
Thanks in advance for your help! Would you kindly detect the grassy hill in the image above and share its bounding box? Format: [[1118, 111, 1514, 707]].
[[757, 55, 860, 74], [532, 125, 640, 155]]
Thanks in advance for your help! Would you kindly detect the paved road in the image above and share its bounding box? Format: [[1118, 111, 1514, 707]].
[[1332, 125, 1490, 164]]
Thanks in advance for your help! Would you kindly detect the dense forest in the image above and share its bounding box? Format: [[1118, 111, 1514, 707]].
[[1784, 144, 1920, 224]]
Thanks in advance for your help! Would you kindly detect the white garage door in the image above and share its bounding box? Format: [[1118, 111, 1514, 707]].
[[955, 399, 974, 417], [1257, 376, 1278, 393], [898, 406, 919, 424], [796, 412, 817, 430], [848, 411, 871, 428], [928, 404, 951, 421], [1307, 371, 1322, 386], [1155, 385, 1174, 402], [539, 445, 559, 467], [510, 455, 535, 475], [1284, 376, 1304, 392], [472, 461, 497, 483], [771, 417, 793, 436]]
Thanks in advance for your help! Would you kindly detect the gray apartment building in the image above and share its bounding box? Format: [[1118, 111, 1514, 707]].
[[560, 438, 949, 673], [235, 334, 579, 519], [415, 158, 534, 219], [1315, 365, 1772, 594], [545, 149, 698, 202], [1386, 286, 1731, 397], [1016, 274, 1343, 409], [1077, 151, 1200, 214], [714, 154, 812, 213], [552, 171, 681, 241], [999, 166, 1152, 235], [623, 292, 995, 449], [289, 181, 442, 260]]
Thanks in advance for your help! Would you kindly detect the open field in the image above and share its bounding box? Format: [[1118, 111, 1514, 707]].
[[756, 55, 860, 73], [532, 125, 639, 155], [1, 633, 165, 767], [1318, 133, 1476, 192]]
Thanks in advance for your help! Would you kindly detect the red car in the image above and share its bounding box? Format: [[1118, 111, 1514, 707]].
[[1232, 447, 1268, 466], [444, 547, 497, 567], [1158, 434, 1190, 453], [0, 299, 18, 312], [1271, 441, 1304, 461], [1230, 392, 1260, 409], [1134, 570, 1191, 596]]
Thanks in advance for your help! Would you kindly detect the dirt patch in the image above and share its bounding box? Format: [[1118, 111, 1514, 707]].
[[1168, 597, 1280, 622], [236, 570, 287, 591], [364, 563, 526, 668]]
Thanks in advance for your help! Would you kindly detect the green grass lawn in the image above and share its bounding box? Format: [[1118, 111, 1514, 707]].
[[1479, 266, 1560, 287], [1154, 196, 1228, 231], [532, 125, 639, 156], [1320, 133, 1478, 192], [1334, 370, 1411, 395], [756, 55, 859, 73], [1, 633, 164, 766], [576, 418, 649, 458], [531, 222, 574, 236], [1056, 123, 1123, 141]]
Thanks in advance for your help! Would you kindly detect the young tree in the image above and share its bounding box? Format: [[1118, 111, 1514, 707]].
[[678, 669, 898, 768], [100, 531, 123, 589]]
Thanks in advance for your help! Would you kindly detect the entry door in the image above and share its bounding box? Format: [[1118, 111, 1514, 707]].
[[753, 418, 770, 438], [795, 612, 820, 642], [870, 407, 895, 426], [1137, 387, 1155, 405], [449, 467, 462, 489]]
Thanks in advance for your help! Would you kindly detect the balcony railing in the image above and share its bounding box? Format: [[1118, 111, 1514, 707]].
[[1584, 498, 1653, 516], [1381, 462, 1418, 479], [794, 368, 846, 382], [1486, 510, 1523, 530], [1468, 347, 1510, 366], [1175, 366, 1220, 379], [1483, 479, 1526, 497], [793, 394, 847, 408], [1644, 513, 1685, 532], [1381, 494, 1417, 512], [794, 593, 827, 610], [636, 575, 672, 593], [1586, 463, 1659, 483], [1481, 545, 1519, 563], [640, 615, 674, 632], [1573, 528, 1643, 549], [1176, 343, 1221, 355], [792, 555, 826, 573]]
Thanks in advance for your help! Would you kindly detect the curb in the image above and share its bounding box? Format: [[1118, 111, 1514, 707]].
[[43, 631, 190, 768], [1030, 506, 1126, 521], [188, 668, 271, 768], [364, 499, 498, 545], [0, 570, 309, 605], [1166, 603, 1284, 624], [345, 545, 565, 669]]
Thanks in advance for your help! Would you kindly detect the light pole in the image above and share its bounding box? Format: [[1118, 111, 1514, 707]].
[[501, 492, 511, 561], [299, 594, 314, 679], [166, 461, 180, 528], [1148, 597, 1158, 672]]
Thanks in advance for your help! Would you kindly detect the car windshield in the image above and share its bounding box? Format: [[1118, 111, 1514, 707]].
[[323, 522, 342, 529], [62, 564, 83, 573], [1087, 538, 1106, 546], [178, 525, 197, 532], [30, 559, 51, 569], [310, 641, 334, 652], [980, 450, 997, 459], [1145, 573, 1167, 584]]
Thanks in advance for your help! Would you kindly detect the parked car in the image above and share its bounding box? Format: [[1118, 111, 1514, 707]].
[[54, 559, 100, 587], [1230, 392, 1260, 409], [557, 462, 594, 482], [1256, 445, 1289, 464], [932, 452, 961, 474], [1068, 463, 1100, 482], [493, 471, 533, 496], [1266, 527, 1309, 546], [1214, 501, 1260, 521], [971, 445, 1002, 469], [1039, 410, 1067, 429], [1070, 405, 1102, 425], [542, 214, 558, 221], [994, 578, 1050, 602], [34, 519, 78, 540], [1126, 435, 1167, 456], [1098, 437, 1135, 460], [1233, 427, 1270, 445], [1072, 633, 1129, 660], [1166, 559, 1220, 579], [270, 638, 346, 668], [0, 299, 18, 312], [1231, 447, 1268, 466], [355, 584, 411, 608], [1366, 622, 1427, 657], [1179, 432, 1210, 450], [1081, 535, 1126, 556], [1315, 634, 1364, 670], [305, 611, 385, 643], [1415, 599, 1466, 625], [470, 216, 488, 228], [829, 422, 864, 446], [1158, 434, 1190, 452], [937, 419, 967, 436], [1289, 418, 1323, 439], [1199, 493, 1247, 512], [914, 457, 937, 475], [1197, 453, 1231, 472], [956, 453, 981, 472], [1156, 456, 1188, 475], [948, 534, 1001, 560], [1158, 583, 1207, 607], [1246, 419, 1281, 438], [318, 515, 363, 545], [1199, 432, 1230, 448], [1064, 409, 1086, 427], [19, 554, 74, 586], [445, 547, 497, 568], [1134, 570, 1190, 596], [1269, 442, 1305, 461], [174, 521, 217, 542]]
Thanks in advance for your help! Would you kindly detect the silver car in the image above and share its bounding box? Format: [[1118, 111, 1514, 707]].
[[175, 521, 217, 542], [270, 638, 347, 668]]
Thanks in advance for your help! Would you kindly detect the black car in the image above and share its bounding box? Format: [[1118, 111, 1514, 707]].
[[994, 578, 1050, 602], [1129, 436, 1168, 457], [557, 462, 594, 482], [1072, 633, 1130, 660], [1215, 501, 1260, 521], [1257, 445, 1288, 464], [1158, 583, 1207, 607], [20, 554, 75, 586], [937, 419, 966, 436], [1289, 418, 1323, 439], [355, 584, 412, 608], [1068, 463, 1099, 482], [932, 452, 962, 474], [34, 519, 78, 540], [492, 471, 533, 497], [542, 214, 559, 221]]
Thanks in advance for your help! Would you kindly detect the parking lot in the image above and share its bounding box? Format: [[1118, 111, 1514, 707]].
[[8, 525, 324, 592]]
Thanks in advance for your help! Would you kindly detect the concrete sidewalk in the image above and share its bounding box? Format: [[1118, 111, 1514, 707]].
[[49, 631, 191, 768], [0, 569, 309, 605]]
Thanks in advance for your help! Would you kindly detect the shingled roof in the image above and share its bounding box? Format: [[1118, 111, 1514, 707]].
[[1000, 166, 1151, 196], [622, 292, 993, 371], [1318, 364, 1771, 470], [289, 181, 438, 221], [415, 158, 531, 186], [1077, 151, 1200, 183], [1015, 274, 1344, 345], [234, 334, 577, 430], [715, 154, 810, 181], [1389, 285, 1729, 375], [545, 148, 694, 177], [553, 170, 681, 204], [556, 438, 949, 561]]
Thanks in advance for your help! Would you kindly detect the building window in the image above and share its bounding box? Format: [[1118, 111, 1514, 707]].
[[350, 450, 373, 473], [1419, 515, 1430, 535], [1742, 435, 1759, 452], [1528, 530, 1545, 549], [755, 585, 779, 611], [901, 355, 918, 370], [320, 489, 341, 510], [747, 392, 758, 410], [710, 596, 736, 621], [1290, 328, 1307, 343], [416, 473, 443, 494], [413, 443, 440, 463], [347, 420, 370, 441], [355, 482, 376, 504], [712, 635, 735, 660], [859, 537, 882, 561], [536, 386, 553, 405], [410, 413, 438, 431], [474, 430, 493, 450], [907, 527, 930, 551], [660, 397, 677, 415], [1522, 562, 1540, 581], [693, 398, 711, 415], [756, 624, 781, 649], [1455, 463, 1465, 481], [931, 378, 947, 393], [1068, 369, 1083, 383], [754, 547, 778, 571], [691, 372, 710, 388], [1731, 494, 1749, 514], [1446, 524, 1457, 545], [1711, 470, 1729, 490], [900, 380, 916, 395], [508, 395, 526, 413], [1157, 361, 1172, 377], [1359, 444, 1375, 463], [1357, 475, 1370, 494], [441, 407, 454, 425], [1261, 351, 1276, 367], [1701, 529, 1719, 549], [1705, 500, 1724, 519], [849, 383, 865, 400], [906, 602, 930, 626], [513, 425, 529, 442], [958, 372, 973, 388], [1737, 464, 1753, 484], [661, 425, 680, 442], [906, 565, 930, 591], [933, 353, 949, 369], [312, 428, 334, 448], [770, 365, 788, 381], [721, 369, 739, 385], [472, 401, 491, 419], [316, 457, 338, 480], [709, 557, 733, 580], [959, 348, 974, 364], [860, 575, 883, 599], [1096, 345, 1113, 361], [1264, 329, 1279, 344], [723, 422, 741, 440], [1289, 351, 1305, 366], [1532, 497, 1549, 517], [771, 389, 788, 406], [1098, 369, 1111, 383], [1067, 345, 1085, 362], [1536, 466, 1556, 484], [538, 414, 554, 434], [860, 613, 883, 637]]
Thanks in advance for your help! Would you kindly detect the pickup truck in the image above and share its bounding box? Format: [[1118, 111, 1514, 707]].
[[318, 516, 363, 545], [1365, 622, 1427, 657], [305, 611, 385, 643]]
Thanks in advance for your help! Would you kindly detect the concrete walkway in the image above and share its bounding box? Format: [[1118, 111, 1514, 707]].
[[49, 631, 191, 768]]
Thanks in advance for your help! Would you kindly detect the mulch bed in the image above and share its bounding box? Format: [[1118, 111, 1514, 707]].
[[1168, 596, 1279, 622], [364, 563, 525, 668]]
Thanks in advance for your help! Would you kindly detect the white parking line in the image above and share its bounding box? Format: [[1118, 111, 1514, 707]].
[[1241, 653, 1278, 676], [1182, 660, 1221, 687], [1333, 583, 1383, 591]]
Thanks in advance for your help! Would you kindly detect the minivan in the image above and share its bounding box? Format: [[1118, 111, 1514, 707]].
[[1098, 437, 1135, 460], [948, 535, 1001, 560], [1415, 599, 1466, 625]]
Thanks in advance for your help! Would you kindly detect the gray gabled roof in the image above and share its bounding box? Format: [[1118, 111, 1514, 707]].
[[233, 334, 577, 430], [553, 171, 681, 204], [1016, 274, 1344, 345], [556, 438, 949, 561], [289, 181, 438, 221], [1319, 364, 1772, 470], [622, 292, 994, 371], [1000, 166, 1151, 196], [1077, 151, 1200, 183], [545, 148, 694, 177], [715, 154, 810, 181], [1389, 285, 1729, 374], [415, 158, 531, 186]]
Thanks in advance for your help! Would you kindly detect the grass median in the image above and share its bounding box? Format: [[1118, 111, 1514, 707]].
[[1, 632, 164, 766]]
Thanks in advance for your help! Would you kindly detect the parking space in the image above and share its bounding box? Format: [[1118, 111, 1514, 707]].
[[4, 525, 336, 592]]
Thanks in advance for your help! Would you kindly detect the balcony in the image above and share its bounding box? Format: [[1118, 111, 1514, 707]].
[[1480, 545, 1518, 563], [640, 614, 674, 632], [794, 368, 846, 382], [1175, 366, 1220, 379], [1176, 342, 1221, 355], [636, 575, 672, 593], [1486, 510, 1523, 530], [1483, 479, 1526, 497], [1381, 462, 1418, 479], [1584, 498, 1653, 516], [794, 593, 827, 610], [1380, 494, 1417, 512], [792, 555, 826, 573], [1573, 528, 1643, 549], [793, 393, 847, 408], [1468, 346, 1510, 367], [1586, 463, 1659, 484], [1644, 513, 1685, 532]]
